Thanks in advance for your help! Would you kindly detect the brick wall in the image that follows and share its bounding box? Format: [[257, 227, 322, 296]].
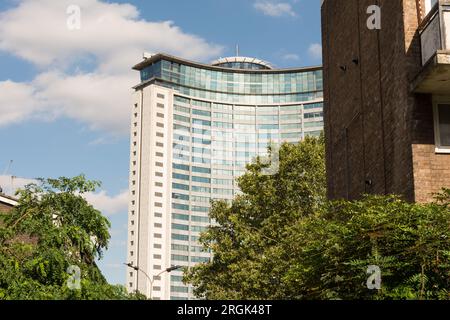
[[322, 0, 449, 202], [0, 202, 14, 213]]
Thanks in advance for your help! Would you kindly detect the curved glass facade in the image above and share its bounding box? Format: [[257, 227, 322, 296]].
[[212, 61, 270, 70], [140, 59, 323, 104], [130, 54, 323, 300]]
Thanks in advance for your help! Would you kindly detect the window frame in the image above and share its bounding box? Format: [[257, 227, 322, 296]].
[[433, 97, 450, 153]]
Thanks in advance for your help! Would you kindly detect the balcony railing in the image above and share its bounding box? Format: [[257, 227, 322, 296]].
[[420, 0, 450, 66]]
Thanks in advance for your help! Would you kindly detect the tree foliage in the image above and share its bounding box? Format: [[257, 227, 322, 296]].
[[185, 136, 327, 299], [0, 175, 144, 300], [185, 136, 450, 300]]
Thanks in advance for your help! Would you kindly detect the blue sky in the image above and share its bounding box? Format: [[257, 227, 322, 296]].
[[0, 0, 322, 285]]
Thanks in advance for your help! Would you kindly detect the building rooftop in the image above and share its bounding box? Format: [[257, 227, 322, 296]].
[[133, 52, 321, 74], [211, 56, 273, 70], [0, 193, 18, 207]]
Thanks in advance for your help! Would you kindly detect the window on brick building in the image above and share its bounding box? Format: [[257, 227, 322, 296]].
[[434, 103, 450, 152]]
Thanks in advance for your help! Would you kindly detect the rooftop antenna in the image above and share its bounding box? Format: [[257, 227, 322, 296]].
[[11, 175, 16, 195], [1, 160, 12, 195], [2, 160, 13, 176], [236, 44, 239, 57]]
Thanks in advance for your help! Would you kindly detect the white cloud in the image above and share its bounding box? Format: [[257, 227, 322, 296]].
[[0, 81, 38, 126], [0, 173, 128, 217], [0, 0, 224, 135], [308, 43, 322, 60], [83, 190, 128, 216], [0, 175, 36, 196], [282, 53, 300, 61], [254, 1, 297, 17], [0, 0, 223, 70], [0, 72, 134, 134]]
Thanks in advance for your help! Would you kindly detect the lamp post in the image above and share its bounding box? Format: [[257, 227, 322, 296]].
[[125, 263, 182, 299]]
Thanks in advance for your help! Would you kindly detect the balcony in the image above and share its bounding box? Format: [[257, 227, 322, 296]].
[[412, 0, 450, 94]]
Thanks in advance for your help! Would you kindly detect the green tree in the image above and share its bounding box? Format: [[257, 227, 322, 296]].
[[185, 134, 450, 300], [0, 175, 145, 300], [285, 191, 450, 300], [185, 136, 327, 299]]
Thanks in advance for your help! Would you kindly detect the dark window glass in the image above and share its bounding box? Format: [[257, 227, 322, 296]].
[[438, 104, 450, 146]]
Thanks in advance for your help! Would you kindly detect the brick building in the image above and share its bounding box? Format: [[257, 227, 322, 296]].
[[321, 0, 450, 202], [0, 194, 18, 213]]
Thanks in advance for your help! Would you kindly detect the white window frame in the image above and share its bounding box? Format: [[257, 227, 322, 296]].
[[433, 96, 450, 153], [425, 0, 438, 16]]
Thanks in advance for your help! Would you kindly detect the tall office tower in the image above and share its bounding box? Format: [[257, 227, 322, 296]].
[[321, 0, 450, 202], [126, 53, 323, 299]]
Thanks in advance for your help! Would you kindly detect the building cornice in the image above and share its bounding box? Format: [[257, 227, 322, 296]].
[[133, 53, 322, 74], [0, 194, 18, 207]]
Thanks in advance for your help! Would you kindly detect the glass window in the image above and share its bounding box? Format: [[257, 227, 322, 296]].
[[172, 173, 190, 181], [192, 156, 211, 164], [235, 105, 255, 112], [174, 105, 190, 114], [257, 114, 279, 121], [192, 186, 211, 193], [191, 225, 207, 232], [171, 233, 189, 241], [192, 176, 211, 184], [171, 286, 189, 293], [172, 203, 189, 211], [435, 104, 450, 149], [258, 106, 278, 113], [212, 178, 233, 185], [304, 121, 323, 128], [191, 215, 210, 223], [213, 188, 233, 195], [192, 206, 209, 213], [213, 103, 233, 111], [281, 123, 302, 130], [192, 127, 211, 135], [173, 124, 190, 133], [174, 96, 190, 104], [234, 114, 254, 121], [174, 114, 190, 123], [305, 130, 322, 137], [192, 100, 211, 109], [171, 254, 189, 262], [171, 244, 189, 252], [258, 124, 279, 130], [191, 256, 210, 263], [304, 112, 323, 119], [193, 119, 211, 127], [281, 132, 302, 139], [192, 137, 211, 145], [192, 166, 211, 174], [425, 0, 438, 15], [281, 105, 301, 112], [213, 112, 233, 120], [173, 163, 190, 171], [213, 169, 233, 176], [172, 183, 189, 191], [192, 147, 211, 155], [191, 195, 210, 203], [192, 109, 211, 117], [172, 213, 189, 221], [172, 193, 189, 201], [304, 102, 323, 110], [172, 223, 189, 231], [280, 114, 302, 121], [258, 133, 279, 140]]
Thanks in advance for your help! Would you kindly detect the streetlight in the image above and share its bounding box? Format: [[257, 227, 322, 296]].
[[124, 263, 182, 299]]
